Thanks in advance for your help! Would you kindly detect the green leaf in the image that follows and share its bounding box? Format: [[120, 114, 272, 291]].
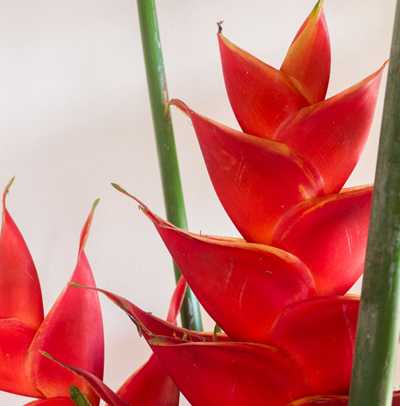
[[69, 385, 92, 406]]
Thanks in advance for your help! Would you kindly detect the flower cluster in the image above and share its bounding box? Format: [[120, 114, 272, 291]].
[[98, 1, 391, 405], [0, 181, 178, 405], [0, 1, 395, 406]]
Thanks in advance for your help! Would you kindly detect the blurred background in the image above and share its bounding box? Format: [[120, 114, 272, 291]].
[[0, 0, 396, 404]]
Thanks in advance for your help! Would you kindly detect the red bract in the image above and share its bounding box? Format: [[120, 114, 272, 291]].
[[267, 296, 360, 395], [0, 180, 104, 405], [272, 185, 373, 296]]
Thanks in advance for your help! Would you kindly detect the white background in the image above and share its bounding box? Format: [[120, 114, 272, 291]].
[[0, 0, 396, 404]]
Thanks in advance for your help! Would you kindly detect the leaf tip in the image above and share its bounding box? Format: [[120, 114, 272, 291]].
[[3, 176, 16, 208]]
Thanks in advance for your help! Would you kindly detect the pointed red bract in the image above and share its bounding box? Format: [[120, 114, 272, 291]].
[[272, 186, 372, 296], [166, 275, 187, 325], [0, 178, 43, 328], [26, 201, 104, 405], [125, 195, 316, 343], [281, 0, 330, 104], [170, 100, 324, 244], [274, 65, 385, 194], [267, 296, 360, 395], [149, 336, 311, 406], [218, 32, 310, 139]]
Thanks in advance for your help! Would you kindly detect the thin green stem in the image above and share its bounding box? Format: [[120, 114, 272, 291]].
[[349, 2, 400, 405], [136, 0, 202, 331]]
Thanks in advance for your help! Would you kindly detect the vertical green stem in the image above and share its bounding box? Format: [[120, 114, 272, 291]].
[[349, 2, 400, 405], [136, 0, 202, 331]]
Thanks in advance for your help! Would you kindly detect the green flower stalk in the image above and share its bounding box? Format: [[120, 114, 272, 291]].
[[349, 1, 400, 405], [135, 0, 202, 332]]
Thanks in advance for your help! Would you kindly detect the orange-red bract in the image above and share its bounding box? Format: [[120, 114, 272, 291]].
[[272, 186, 373, 296], [0, 179, 44, 397]]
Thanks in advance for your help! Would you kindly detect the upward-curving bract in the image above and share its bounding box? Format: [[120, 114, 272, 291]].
[[25, 200, 104, 405]]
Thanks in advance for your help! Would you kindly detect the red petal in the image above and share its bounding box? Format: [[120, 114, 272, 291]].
[[272, 186, 372, 296], [26, 201, 104, 405], [128, 196, 316, 343], [281, 0, 330, 104], [218, 32, 310, 139], [267, 296, 359, 395], [40, 352, 131, 406], [0, 319, 42, 397], [24, 398, 75, 406], [117, 354, 179, 406], [166, 276, 186, 324], [171, 100, 324, 244], [0, 178, 43, 328], [274, 65, 386, 194], [149, 337, 311, 406]]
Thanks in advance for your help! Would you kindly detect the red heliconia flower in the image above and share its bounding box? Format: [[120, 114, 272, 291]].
[[108, 1, 386, 404], [0, 179, 104, 406]]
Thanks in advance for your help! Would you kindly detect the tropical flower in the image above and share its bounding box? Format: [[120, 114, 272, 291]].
[[101, 1, 387, 404], [0, 178, 103, 405], [0, 1, 387, 405]]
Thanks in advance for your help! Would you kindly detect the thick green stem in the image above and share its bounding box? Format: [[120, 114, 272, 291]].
[[349, 2, 400, 405], [136, 0, 202, 331]]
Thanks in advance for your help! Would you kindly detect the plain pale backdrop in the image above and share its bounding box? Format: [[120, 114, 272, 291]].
[[0, 0, 397, 404]]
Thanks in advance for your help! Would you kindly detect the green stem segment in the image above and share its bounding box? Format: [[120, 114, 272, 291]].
[[136, 0, 203, 331], [349, 2, 400, 405]]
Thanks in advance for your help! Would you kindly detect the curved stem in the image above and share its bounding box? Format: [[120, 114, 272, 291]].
[[136, 0, 202, 331], [349, 1, 400, 405]]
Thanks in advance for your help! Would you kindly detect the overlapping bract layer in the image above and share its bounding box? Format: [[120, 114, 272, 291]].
[[82, 282, 361, 406], [169, 0, 383, 248]]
